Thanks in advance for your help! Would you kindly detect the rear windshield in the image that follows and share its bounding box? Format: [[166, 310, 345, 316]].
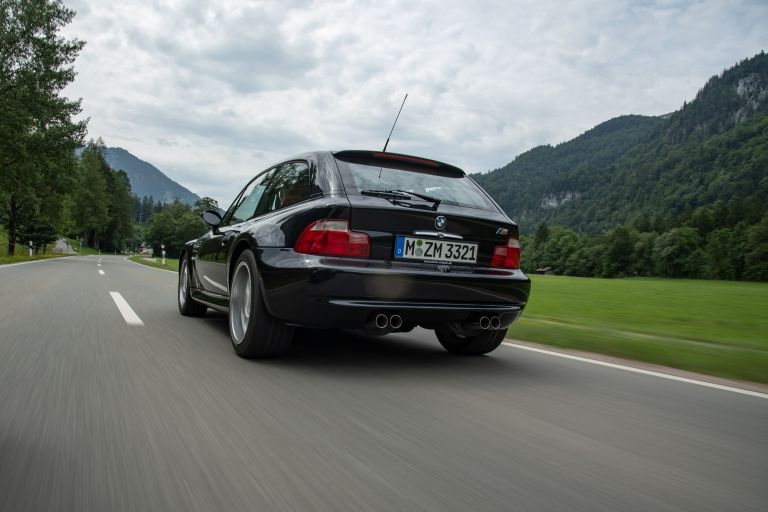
[[335, 160, 497, 211]]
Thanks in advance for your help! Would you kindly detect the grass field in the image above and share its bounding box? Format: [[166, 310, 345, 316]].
[[128, 255, 180, 272], [507, 275, 768, 384]]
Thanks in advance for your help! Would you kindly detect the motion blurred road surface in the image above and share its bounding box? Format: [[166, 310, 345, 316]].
[[1, 256, 766, 511]]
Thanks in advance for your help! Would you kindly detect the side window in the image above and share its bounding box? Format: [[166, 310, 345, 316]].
[[223, 170, 274, 225], [253, 161, 311, 217]]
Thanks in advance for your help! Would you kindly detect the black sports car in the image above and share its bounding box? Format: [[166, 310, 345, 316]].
[[178, 150, 530, 358]]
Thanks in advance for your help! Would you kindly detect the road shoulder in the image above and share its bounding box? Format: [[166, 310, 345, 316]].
[[504, 338, 768, 397]]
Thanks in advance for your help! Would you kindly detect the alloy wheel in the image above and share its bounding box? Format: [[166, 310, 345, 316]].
[[229, 261, 252, 345]]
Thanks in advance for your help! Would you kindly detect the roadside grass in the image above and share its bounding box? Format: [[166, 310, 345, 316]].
[[0, 253, 71, 265], [507, 275, 768, 384], [0, 224, 72, 265], [128, 255, 180, 272]]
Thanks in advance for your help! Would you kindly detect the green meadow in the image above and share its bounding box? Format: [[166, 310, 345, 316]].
[[507, 275, 768, 383]]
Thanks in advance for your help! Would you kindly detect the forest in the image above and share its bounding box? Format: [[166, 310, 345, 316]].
[[476, 52, 768, 281]]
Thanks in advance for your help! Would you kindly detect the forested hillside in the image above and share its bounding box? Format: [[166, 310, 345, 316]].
[[475, 52, 768, 281], [473, 115, 662, 231], [475, 51, 768, 235]]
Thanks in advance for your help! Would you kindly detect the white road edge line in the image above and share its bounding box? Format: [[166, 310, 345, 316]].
[[502, 342, 768, 400], [109, 292, 144, 326], [98, 269, 105, 275], [0, 258, 71, 269], [124, 256, 176, 274]]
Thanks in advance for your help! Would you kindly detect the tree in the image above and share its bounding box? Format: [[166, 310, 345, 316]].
[[145, 201, 206, 257], [18, 216, 57, 252], [102, 168, 134, 251], [0, 0, 86, 254], [744, 213, 768, 281], [71, 144, 109, 249], [141, 195, 154, 223], [602, 226, 635, 277], [702, 226, 747, 280], [69, 140, 135, 252], [652, 228, 702, 278], [194, 197, 220, 215], [631, 232, 658, 276], [533, 222, 550, 247]]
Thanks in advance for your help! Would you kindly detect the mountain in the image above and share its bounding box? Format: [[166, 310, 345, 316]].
[[103, 147, 200, 205], [474, 115, 663, 231], [474, 51, 768, 234]]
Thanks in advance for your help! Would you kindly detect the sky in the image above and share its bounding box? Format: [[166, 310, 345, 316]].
[[62, 0, 768, 205]]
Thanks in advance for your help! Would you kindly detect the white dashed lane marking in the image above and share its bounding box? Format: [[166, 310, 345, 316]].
[[109, 292, 144, 326]]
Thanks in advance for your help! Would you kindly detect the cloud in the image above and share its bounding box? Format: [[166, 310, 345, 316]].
[[62, 0, 768, 205]]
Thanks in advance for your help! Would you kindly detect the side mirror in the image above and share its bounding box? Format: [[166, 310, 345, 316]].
[[202, 210, 222, 227]]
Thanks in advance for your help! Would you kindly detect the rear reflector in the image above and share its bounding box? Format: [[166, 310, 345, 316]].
[[491, 237, 521, 269], [295, 219, 370, 258]]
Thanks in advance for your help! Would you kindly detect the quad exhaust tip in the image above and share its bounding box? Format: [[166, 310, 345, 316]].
[[375, 313, 389, 329], [478, 315, 501, 330]]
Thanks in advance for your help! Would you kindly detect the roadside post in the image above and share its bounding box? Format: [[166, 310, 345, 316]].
[[161, 244, 166, 265], [28, 241, 32, 257]]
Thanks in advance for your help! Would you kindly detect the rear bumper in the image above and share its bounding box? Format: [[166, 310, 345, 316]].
[[257, 249, 530, 329]]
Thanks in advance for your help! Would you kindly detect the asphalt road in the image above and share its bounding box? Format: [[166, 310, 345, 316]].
[[1, 256, 766, 512]]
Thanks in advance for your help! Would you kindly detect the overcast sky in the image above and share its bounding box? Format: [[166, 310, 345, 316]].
[[62, 0, 768, 205]]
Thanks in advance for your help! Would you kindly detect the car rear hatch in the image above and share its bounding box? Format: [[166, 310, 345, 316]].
[[333, 151, 518, 269]]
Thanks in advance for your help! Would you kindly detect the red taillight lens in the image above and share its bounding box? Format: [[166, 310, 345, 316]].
[[295, 219, 370, 258], [491, 237, 521, 269]]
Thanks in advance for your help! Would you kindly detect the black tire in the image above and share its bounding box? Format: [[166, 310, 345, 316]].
[[435, 328, 506, 355], [228, 250, 294, 358], [178, 256, 207, 317]]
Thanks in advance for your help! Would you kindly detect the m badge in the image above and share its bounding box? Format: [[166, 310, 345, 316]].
[[435, 215, 447, 230]]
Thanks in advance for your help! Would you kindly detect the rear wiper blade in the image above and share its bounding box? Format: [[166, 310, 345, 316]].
[[389, 189, 441, 206], [360, 189, 413, 200], [361, 189, 441, 206]]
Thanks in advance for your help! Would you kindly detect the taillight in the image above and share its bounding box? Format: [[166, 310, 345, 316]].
[[295, 219, 370, 258], [491, 236, 521, 269], [371, 152, 440, 167]]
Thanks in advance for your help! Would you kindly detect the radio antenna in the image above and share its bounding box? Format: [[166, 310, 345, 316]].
[[382, 93, 408, 152]]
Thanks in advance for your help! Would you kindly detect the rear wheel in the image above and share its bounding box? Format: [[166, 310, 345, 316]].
[[229, 250, 294, 358], [178, 256, 207, 317], [435, 328, 506, 355]]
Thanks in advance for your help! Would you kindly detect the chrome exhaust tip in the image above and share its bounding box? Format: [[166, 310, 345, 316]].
[[479, 316, 491, 330], [389, 314, 403, 330], [375, 313, 389, 329], [490, 316, 501, 330]]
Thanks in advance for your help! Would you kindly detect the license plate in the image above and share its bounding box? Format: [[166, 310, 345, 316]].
[[394, 236, 478, 264]]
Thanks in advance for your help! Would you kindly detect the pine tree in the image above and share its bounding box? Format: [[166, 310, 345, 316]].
[[72, 145, 109, 249]]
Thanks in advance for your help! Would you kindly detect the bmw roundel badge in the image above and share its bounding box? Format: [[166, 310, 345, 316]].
[[435, 215, 447, 230]]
